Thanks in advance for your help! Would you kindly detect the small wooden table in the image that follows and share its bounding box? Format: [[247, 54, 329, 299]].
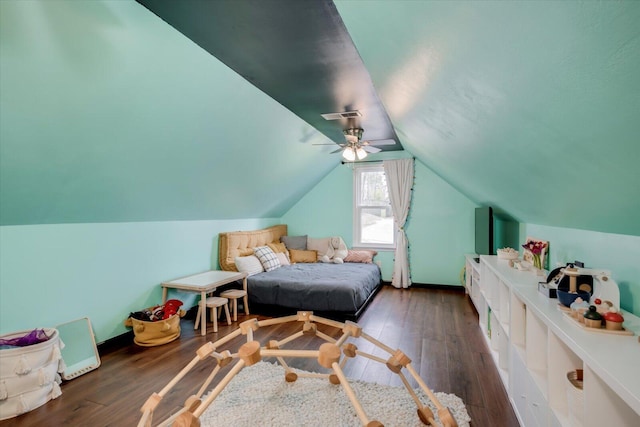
[[161, 270, 247, 336]]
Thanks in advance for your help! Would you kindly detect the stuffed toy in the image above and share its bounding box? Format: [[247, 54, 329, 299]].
[[128, 299, 183, 322], [162, 299, 183, 319], [321, 236, 348, 264]]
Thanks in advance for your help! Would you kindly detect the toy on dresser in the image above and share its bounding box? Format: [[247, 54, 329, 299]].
[[557, 266, 620, 310], [580, 302, 625, 330], [558, 266, 633, 335], [602, 306, 625, 331]]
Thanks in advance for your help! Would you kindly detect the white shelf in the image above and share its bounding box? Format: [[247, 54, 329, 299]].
[[547, 331, 582, 426], [511, 293, 526, 350], [466, 254, 640, 426], [514, 285, 640, 420]]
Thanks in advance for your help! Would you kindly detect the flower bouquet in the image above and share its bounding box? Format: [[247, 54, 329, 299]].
[[522, 238, 548, 271]]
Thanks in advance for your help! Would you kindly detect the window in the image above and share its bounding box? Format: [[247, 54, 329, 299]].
[[353, 164, 395, 249]]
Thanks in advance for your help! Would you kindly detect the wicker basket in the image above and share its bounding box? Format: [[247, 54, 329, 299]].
[[566, 369, 584, 426], [124, 311, 184, 347]]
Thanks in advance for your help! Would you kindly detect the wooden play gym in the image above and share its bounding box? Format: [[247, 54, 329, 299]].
[[137, 311, 459, 427]]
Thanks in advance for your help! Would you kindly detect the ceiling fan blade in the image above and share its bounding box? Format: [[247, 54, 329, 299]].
[[363, 146, 381, 153], [364, 139, 396, 146], [313, 143, 344, 146]]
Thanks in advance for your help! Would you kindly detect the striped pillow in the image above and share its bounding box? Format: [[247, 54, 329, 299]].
[[276, 252, 290, 266], [234, 255, 264, 276], [344, 250, 377, 264], [253, 246, 281, 272]]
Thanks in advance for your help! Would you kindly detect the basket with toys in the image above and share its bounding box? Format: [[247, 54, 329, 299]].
[[124, 299, 185, 347]]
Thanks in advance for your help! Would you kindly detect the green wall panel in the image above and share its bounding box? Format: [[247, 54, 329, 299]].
[[524, 224, 640, 317], [0, 218, 277, 342], [282, 164, 353, 242], [0, 0, 337, 226], [408, 161, 477, 286], [338, 0, 640, 237], [283, 156, 476, 285]]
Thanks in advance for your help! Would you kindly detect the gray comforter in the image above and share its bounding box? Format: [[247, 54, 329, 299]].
[[247, 262, 381, 313]]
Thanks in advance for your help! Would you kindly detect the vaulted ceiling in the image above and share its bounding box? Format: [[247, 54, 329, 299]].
[[1, 0, 639, 236], [136, 0, 402, 151]]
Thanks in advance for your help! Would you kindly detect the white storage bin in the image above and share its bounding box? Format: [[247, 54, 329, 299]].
[[0, 328, 64, 420]]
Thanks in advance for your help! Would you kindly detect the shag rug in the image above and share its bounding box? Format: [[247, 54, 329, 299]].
[[200, 361, 471, 427]]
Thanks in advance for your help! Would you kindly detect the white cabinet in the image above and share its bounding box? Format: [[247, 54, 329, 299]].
[[547, 332, 582, 425], [510, 345, 528, 425], [525, 307, 548, 398], [527, 374, 549, 427], [467, 256, 512, 389], [465, 254, 640, 426], [465, 256, 481, 308]]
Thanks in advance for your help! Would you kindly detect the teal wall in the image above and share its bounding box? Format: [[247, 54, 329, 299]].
[[282, 156, 476, 285], [2, 0, 638, 344], [0, 0, 337, 226], [281, 160, 640, 319], [523, 224, 640, 316], [338, 0, 640, 237], [494, 215, 520, 253], [0, 218, 277, 343]]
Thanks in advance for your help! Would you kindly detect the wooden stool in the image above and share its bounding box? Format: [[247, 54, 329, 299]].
[[194, 296, 232, 333], [219, 289, 249, 321]]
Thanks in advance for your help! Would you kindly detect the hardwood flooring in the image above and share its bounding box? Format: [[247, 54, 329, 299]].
[[1, 286, 519, 427]]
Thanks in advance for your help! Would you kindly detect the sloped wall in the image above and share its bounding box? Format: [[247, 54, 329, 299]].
[[0, 0, 337, 226]]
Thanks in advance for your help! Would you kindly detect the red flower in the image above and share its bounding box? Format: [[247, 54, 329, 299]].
[[522, 240, 547, 255]]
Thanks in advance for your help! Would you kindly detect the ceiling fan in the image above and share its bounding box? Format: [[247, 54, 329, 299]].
[[316, 127, 395, 161]]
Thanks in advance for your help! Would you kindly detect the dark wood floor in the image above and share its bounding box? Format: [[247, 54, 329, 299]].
[[1, 286, 519, 427]]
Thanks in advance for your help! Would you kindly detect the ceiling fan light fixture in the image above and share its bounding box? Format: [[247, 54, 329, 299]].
[[342, 146, 356, 161], [343, 127, 364, 141], [355, 146, 368, 160]]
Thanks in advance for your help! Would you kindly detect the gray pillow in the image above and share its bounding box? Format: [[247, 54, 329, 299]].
[[281, 235, 307, 250]]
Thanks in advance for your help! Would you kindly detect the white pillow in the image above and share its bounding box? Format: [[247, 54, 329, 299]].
[[234, 255, 264, 276], [307, 237, 331, 259], [276, 252, 290, 266], [253, 246, 281, 272]]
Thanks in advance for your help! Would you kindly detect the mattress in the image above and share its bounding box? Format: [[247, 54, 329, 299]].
[[247, 262, 381, 313]]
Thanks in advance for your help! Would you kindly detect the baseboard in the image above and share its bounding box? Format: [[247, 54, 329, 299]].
[[409, 282, 465, 291], [97, 331, 133, 356]]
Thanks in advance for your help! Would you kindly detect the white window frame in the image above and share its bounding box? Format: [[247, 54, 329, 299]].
[[353, 163, 396, 250]]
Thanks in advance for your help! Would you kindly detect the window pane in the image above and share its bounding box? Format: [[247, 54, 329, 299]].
[[360, 207, 394, 244], [359, 171, 389, 207], [353, 165, 395, 249]]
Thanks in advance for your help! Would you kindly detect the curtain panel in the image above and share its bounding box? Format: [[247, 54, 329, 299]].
[[383, 158, 414, 288]]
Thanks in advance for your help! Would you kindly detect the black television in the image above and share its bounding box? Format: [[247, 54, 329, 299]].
[[475, 206, 494, 256]]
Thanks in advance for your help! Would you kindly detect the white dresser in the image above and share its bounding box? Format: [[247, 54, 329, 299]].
[[464, 254, 640, 426]]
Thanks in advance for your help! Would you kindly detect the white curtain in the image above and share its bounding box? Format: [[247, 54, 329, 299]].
[[383, 158, 414, 289]]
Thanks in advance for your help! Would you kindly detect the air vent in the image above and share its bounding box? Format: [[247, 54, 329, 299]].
[[321, 110, 362, 120]]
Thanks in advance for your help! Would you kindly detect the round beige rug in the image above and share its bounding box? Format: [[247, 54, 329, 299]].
[[200, 361, 471, 427]]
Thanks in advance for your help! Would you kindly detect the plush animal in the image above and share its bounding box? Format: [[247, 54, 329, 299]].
[[162, 299, 183, 319], [321, 236, 349, 264]]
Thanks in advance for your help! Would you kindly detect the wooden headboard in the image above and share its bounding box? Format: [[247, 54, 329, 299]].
[[218, 224, 288, 271]]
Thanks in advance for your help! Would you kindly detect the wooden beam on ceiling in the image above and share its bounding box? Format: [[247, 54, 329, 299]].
[[136, 0, 402, 151]]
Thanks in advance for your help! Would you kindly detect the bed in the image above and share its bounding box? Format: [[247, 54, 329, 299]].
[[218, 225, 381, 320]]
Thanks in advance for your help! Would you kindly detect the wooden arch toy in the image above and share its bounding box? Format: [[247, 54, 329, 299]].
[[137, 312, 459, 427]]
